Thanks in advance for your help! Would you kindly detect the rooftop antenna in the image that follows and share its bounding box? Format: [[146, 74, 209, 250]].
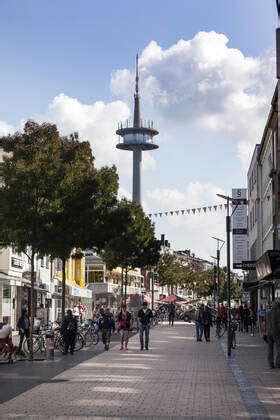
[[135, 54, 139, 95]]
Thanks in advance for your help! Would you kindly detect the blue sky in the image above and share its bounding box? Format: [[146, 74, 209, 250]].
[[0, 0, 275, 122], [0, 0, 277, 261]]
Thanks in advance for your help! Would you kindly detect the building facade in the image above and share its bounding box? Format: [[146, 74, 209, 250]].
[[246, 85, 280, 331]]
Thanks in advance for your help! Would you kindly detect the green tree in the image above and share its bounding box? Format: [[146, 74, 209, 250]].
[[157, 253, 184, 294], [0, 121, 64, 358], [41, 133, 119, 317], [102, 200, 160, 303]]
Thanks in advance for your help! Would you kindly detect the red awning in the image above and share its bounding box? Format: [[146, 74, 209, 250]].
[[160, 294, 186, 303]]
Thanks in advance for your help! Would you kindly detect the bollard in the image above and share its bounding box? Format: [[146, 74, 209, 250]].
[[45, 332, 54, 360]]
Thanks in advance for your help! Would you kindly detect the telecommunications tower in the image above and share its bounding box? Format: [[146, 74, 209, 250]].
[[116, 55, 159, 205]]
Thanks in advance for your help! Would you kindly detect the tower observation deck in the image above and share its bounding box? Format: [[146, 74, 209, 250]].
[[116, 55, 159, 205]]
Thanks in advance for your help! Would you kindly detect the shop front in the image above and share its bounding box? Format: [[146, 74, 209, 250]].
[[255, 250, 280, 334]]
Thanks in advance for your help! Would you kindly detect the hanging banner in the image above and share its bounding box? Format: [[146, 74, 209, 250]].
[[232, 188, 248, 269]]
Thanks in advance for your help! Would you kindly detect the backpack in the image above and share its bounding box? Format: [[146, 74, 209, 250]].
[[67, 318, 76, 332]]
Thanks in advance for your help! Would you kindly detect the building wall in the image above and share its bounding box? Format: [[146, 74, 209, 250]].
[[247, 145, 261, 261]]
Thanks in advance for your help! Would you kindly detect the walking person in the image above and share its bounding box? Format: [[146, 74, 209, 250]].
[[243, 303, 250, 333], [202, 304, 212, 342], [194, 304, 204, 342], [168, 303, 175, 326], [17, 308, 30, 354], [61, 309, 78, 355], [117, 304, 132, 350], [138, 301, 153, 351], [238, 303, 244, 332], [99, 308, 115, 351], [264, 301, 280, 369]]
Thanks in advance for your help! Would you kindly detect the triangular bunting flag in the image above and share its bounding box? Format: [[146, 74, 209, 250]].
[[203, 207, 207, 213], [181, 210, 185, 215], [224, 204, 228, 209], [165, 212, 168, 216], [175, 210, 179, 215], [219, 204, 223, 210], [148, 214, 152, 218], [214, 205, 217, 211], [170, 211, 174, 215], [154, 213, 158, 217], [198, 208, 201, 213], [192, 209, 196, 214], [208, 206, 212, 211], [159, 213, 162, 217]]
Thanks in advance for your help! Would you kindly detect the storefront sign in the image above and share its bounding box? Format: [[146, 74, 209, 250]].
[[232, 188, 248, 269], [71, 285, 92, 299], [241, 261, 256, 270]]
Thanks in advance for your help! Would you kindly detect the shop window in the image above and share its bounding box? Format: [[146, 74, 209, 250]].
[[87, 271, 103, 283], [3, 284, 11, 299]]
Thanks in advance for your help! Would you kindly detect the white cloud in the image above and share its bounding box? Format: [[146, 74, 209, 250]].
[[146, 182, 227, 262], [0, 121, 15, 136], [118, 186, 131, 200], [42, 93, 156, 175], [111, 31, 275, 168]]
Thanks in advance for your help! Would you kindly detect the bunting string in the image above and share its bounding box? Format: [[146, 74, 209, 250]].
[[147, 195, 271, 219]]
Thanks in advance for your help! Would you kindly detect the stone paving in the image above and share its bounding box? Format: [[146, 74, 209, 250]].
[[0, 322, 279, 419]]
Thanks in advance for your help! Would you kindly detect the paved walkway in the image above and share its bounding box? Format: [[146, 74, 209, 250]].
[[0, 322, 279, 419]]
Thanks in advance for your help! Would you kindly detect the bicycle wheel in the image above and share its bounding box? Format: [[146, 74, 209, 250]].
[[23, 336, 40, 354], [55, 334, 66, 354], [85, 329, 99, 345], [74, 332, 85, 351]]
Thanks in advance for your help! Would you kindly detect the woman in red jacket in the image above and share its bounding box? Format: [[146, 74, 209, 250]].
[[117, 304, 132, 350]]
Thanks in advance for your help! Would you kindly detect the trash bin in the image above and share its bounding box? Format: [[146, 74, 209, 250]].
[[45, 332, 54, 360]]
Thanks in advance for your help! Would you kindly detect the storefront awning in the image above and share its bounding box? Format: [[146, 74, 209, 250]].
[[256, 250, 280, 281], [0, 272, 25, 286]]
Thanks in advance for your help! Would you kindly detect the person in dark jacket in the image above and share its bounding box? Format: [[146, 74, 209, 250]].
[[61, 309, 78, 355], [265, 301, 280, 368], [201, 304, 212, 342], [168, 303, 176, 326], [17, 308, 30, 353], [98, 309, 115, 351], [243, 303, 250, 333], [138, 302, 153, 350]]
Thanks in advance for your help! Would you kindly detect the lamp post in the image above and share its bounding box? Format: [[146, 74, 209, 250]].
[[210, 256, 218, 308], [216, 193, 246, 357], [211, 236, 225, 304], [151, 267, 155, 311]]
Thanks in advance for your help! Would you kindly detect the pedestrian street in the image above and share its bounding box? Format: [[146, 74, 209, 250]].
[[1, 322, 279, 419]]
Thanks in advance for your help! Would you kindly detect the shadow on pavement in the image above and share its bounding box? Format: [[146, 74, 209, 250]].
[[0, 336, 121, 404]]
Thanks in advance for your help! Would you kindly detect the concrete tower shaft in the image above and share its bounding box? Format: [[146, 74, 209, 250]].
[[116, 55, 159, 205]]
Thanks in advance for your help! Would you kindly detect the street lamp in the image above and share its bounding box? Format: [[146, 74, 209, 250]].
[[216, 193, 247, 357], [211, 236, 225, 305]]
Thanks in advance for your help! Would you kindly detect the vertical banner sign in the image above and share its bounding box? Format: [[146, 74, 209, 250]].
[[232, 188, 248, 269]]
